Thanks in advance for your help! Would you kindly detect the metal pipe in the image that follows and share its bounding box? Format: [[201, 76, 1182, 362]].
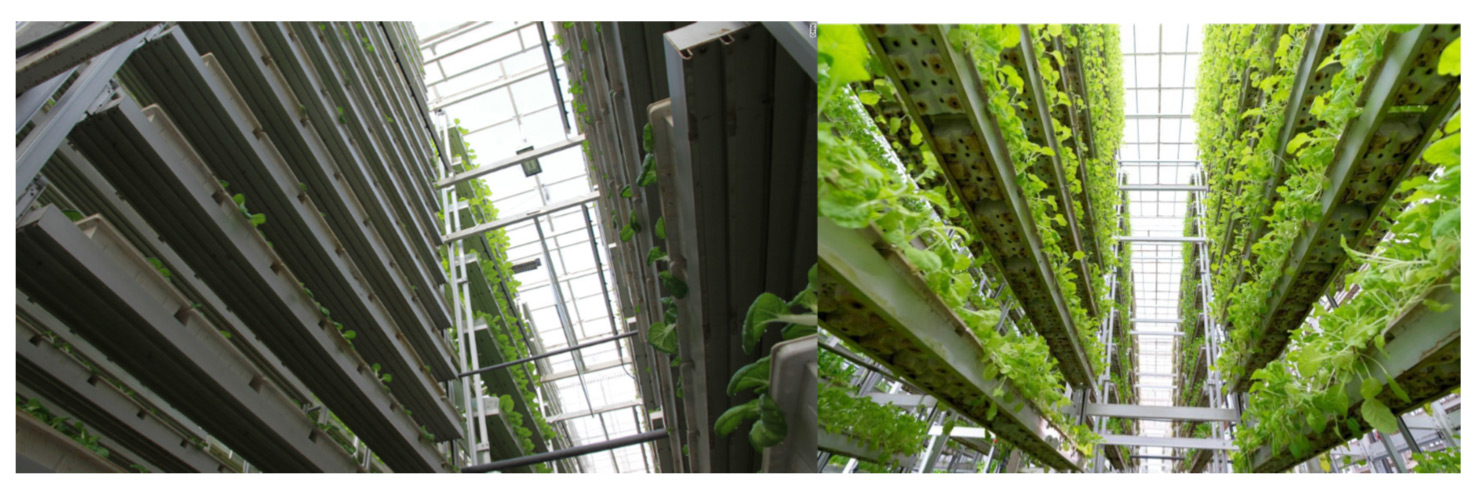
[[458, 331, 637, 378], [462, 429, 668, 473], [536, 22, 572, 135], [1120, 185, 1208, 192], [1116, 236, 1208, 243]]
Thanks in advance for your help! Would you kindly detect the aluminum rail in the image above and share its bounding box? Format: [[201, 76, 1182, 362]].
[[1249, 284, 1459, 472], [16, 411, 125, 473], [1084, 403, 1237, 422], [1098, 435, 1235, 451], [442, 191, 599, 243], [1228, 25, 1461, 391], [1120, 185, 1209, 192], [1115, 236, 1208, 243], [1011, 26, 1100, 319], [16, 27, 151, 200], [177, 23, 456, 376], [249, 22, 447, 285], [463, 430, 669, 473], [458, 332, 637, 378], [861, 24, 1096, 390], [40, 144, 314, 404], [70, 97, 449, 472], [15, 22, 156, 93], [820, 220, 1084, 471], [16, 208, 360, 472], [288, 22, 444, 251], [435, 137, 587, 188], [16, 325, 229, 472], [119, 28, 460, 440]]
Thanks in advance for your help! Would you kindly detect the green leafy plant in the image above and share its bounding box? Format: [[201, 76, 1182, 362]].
[[713, 265, 818, 452]]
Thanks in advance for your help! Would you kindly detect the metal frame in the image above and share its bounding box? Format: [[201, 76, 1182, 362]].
[[424, 21, 655, 473]]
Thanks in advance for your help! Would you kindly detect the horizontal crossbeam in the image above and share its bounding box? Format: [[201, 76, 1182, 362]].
[[1099, 434, 1236, 450], [1085, 403, 1238, 423]]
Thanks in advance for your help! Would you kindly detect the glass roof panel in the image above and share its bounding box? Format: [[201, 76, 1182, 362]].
[[416, 21, 651, 473], [1119, 23, 1203, 474]]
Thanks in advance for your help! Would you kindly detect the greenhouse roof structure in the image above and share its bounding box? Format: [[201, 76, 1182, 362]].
[[815, 22, 1460, 475]]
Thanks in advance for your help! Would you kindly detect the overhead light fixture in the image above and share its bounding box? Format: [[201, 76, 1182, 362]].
[[517, 144, 541, 177], [510, 258, 541, 274]]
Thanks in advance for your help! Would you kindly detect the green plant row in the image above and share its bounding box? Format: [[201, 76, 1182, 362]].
[[18, 395, 115, 464], [817, 349, 931, 465], [1230, 102, 1459, 471], [1196, 25, 1303, 317], [819, 24, 1099, 457], [1216, 25, 1391, 386], [955, 24, 1107, 379], [446, 126, 554, 472], [1076, 24, 1126, 274]]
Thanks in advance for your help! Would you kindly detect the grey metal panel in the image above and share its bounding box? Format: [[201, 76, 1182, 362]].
[[16, 412, 124, 473], [1084, 403, 1238, 422], [68, 96, 449, 472], [1099, 435, 1236, 451], [16, 207, 360, 472], [118, 27, 461, 442], [16, 326, 229, 473], [663, 21, 816, 473], [762, 335, 818, 473], [40, 144, 314, 405], [15, 29, 149, 200], [15, 22, 156, 93], [761, 22, 816, 82], [174, 22, 455, 379]]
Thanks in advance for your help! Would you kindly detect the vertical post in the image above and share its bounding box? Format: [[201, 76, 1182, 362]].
[[1377, 432, 1407, 473], [1396, 415, 1423, 455]]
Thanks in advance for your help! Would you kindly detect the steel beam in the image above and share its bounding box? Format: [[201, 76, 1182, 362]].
[[16, 22, 156, 93], [861, 24, 1095, 391], [1125, 113, 1192, 119], [865, 392, 938, 409], [820, 221, 1083, 471], [1099, 435, 1236, 451], [462, 430, 668, 473], [436, 136, 586, 188], [458, 331, 637, 378], [443, 191, 600, 244], [1121, 185, 1209, 192], [1116, 236, 1207, 243], [16, 29, 148, 200], [1085, 403, 1238, 422]]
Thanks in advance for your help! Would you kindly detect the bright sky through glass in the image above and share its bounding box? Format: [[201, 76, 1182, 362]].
[[416, 21, 652, 473], [1119, 23, 1204, 474]]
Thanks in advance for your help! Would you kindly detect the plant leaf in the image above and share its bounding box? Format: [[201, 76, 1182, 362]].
[[647, 321, 678, 355], [714, 398, 761, 437], [742, 293, 789, 354], [727, 356, 771, 396], [659, 271, 688, 299], [1361, 398, 1398, 435]]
